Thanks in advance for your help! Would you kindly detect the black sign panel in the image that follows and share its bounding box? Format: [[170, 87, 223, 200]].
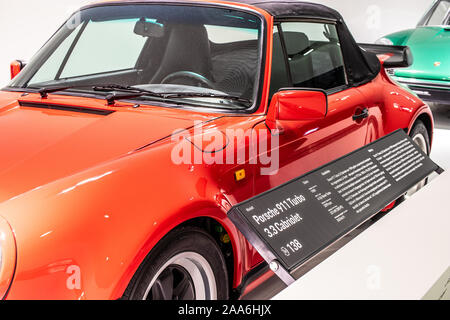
[[228, 130, 441, 284]]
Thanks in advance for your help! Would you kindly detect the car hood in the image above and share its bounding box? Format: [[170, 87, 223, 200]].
[[0, 92, 216, 202], [394, 27, 450, 81]]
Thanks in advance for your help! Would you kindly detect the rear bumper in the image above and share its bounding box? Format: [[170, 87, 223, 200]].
[[392, 76, 450, 104]]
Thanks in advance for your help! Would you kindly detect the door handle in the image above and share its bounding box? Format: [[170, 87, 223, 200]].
[[353, 108, 369, 121]]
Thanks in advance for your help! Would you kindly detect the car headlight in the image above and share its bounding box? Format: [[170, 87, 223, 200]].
[[0, 216, 16, 299], [375, 37, 394, 45]]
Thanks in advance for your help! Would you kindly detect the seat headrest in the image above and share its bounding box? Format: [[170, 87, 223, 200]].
[[283, 32, 310, 56], [150, 23, 212, 83]]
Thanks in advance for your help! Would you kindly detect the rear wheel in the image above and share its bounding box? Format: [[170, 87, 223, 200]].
[[405, 120, 430, 198], [124, 227, 229, 300]]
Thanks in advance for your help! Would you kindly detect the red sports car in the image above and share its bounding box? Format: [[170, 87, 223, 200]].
[[0, 0, 433, 300]]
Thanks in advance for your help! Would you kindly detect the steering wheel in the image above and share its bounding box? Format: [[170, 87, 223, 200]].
[[161, 71, 216, 89]]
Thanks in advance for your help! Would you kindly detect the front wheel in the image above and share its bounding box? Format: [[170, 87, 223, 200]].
[[124, 227, 229, 300]]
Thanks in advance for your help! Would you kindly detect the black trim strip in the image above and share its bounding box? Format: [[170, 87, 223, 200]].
[[274, 16, 338, 23], [398, 80, 450, 90], [18, 101, 115, 116], [231, 261, 269, 300]]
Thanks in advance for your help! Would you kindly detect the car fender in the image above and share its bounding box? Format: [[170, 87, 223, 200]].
[[407, 104, 434, 146], [0, 140, 246, 300], [378, 71, 434, 139]]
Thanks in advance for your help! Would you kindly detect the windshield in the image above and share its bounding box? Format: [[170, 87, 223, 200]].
[[8, 4, 263, 109], [426, 0, 450, 26]]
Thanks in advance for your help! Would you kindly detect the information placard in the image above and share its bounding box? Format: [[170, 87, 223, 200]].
[[228, 130, 442, 284]]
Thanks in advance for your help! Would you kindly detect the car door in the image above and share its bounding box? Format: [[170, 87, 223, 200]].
[[254, 21, 370, 194]]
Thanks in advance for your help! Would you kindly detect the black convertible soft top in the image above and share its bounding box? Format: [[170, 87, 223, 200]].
[[233, 1, 381, 86], [85, 0, 381, 87], [232, 0, 342, 20]]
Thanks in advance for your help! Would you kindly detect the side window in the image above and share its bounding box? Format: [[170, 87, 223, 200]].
[[269, 27, 290, 97], [278, 22, 347, 91]]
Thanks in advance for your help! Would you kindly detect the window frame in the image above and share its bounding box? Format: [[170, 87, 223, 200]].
[[445, 7, 450, 24], [273, 18, 350, 96], [419, 0, 450, 27], [427, 0, 450, 26]]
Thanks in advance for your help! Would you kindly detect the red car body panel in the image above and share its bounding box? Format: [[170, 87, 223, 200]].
[[0, 0, 433, 299]]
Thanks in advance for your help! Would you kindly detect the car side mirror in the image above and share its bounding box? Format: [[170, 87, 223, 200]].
[[266, 88, 328, 131], [10, 60, 26, 79]]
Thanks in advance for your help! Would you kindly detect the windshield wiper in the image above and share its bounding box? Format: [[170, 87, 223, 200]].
[[94, 85, 252, 107], [93, 84, 163, 96], [32, 85, 252, 109], [105, 92, 149, 106], [164, 92, 253, 106], [37, 86, 76, 98], [34, 85, 146, 106], [93, 85, 168, 105]]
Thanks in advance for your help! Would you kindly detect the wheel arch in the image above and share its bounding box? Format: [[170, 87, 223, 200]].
[[118, 211, 243, 300], [408, 107, 434, 147], [174, 217, 236, 295]]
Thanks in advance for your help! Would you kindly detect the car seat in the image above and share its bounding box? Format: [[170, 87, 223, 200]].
[[150, 24, 213, 85]]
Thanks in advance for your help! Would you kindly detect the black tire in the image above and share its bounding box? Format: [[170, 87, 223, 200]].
[[401, 120, 430, 201], [123, 226, 229, 300], [409, 120, 430, 155]]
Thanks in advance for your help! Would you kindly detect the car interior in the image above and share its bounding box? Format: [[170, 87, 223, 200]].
[[135, 22, 260, 100], [270, 24, 347, 97]]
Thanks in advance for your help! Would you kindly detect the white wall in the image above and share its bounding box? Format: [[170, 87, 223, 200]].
[[310, 0, 434, 43], [0, 0, 435, 87], [0, 0, 92, 86]]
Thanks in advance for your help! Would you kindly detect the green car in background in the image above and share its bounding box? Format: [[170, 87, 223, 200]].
[[377, 0, 450, 104]]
